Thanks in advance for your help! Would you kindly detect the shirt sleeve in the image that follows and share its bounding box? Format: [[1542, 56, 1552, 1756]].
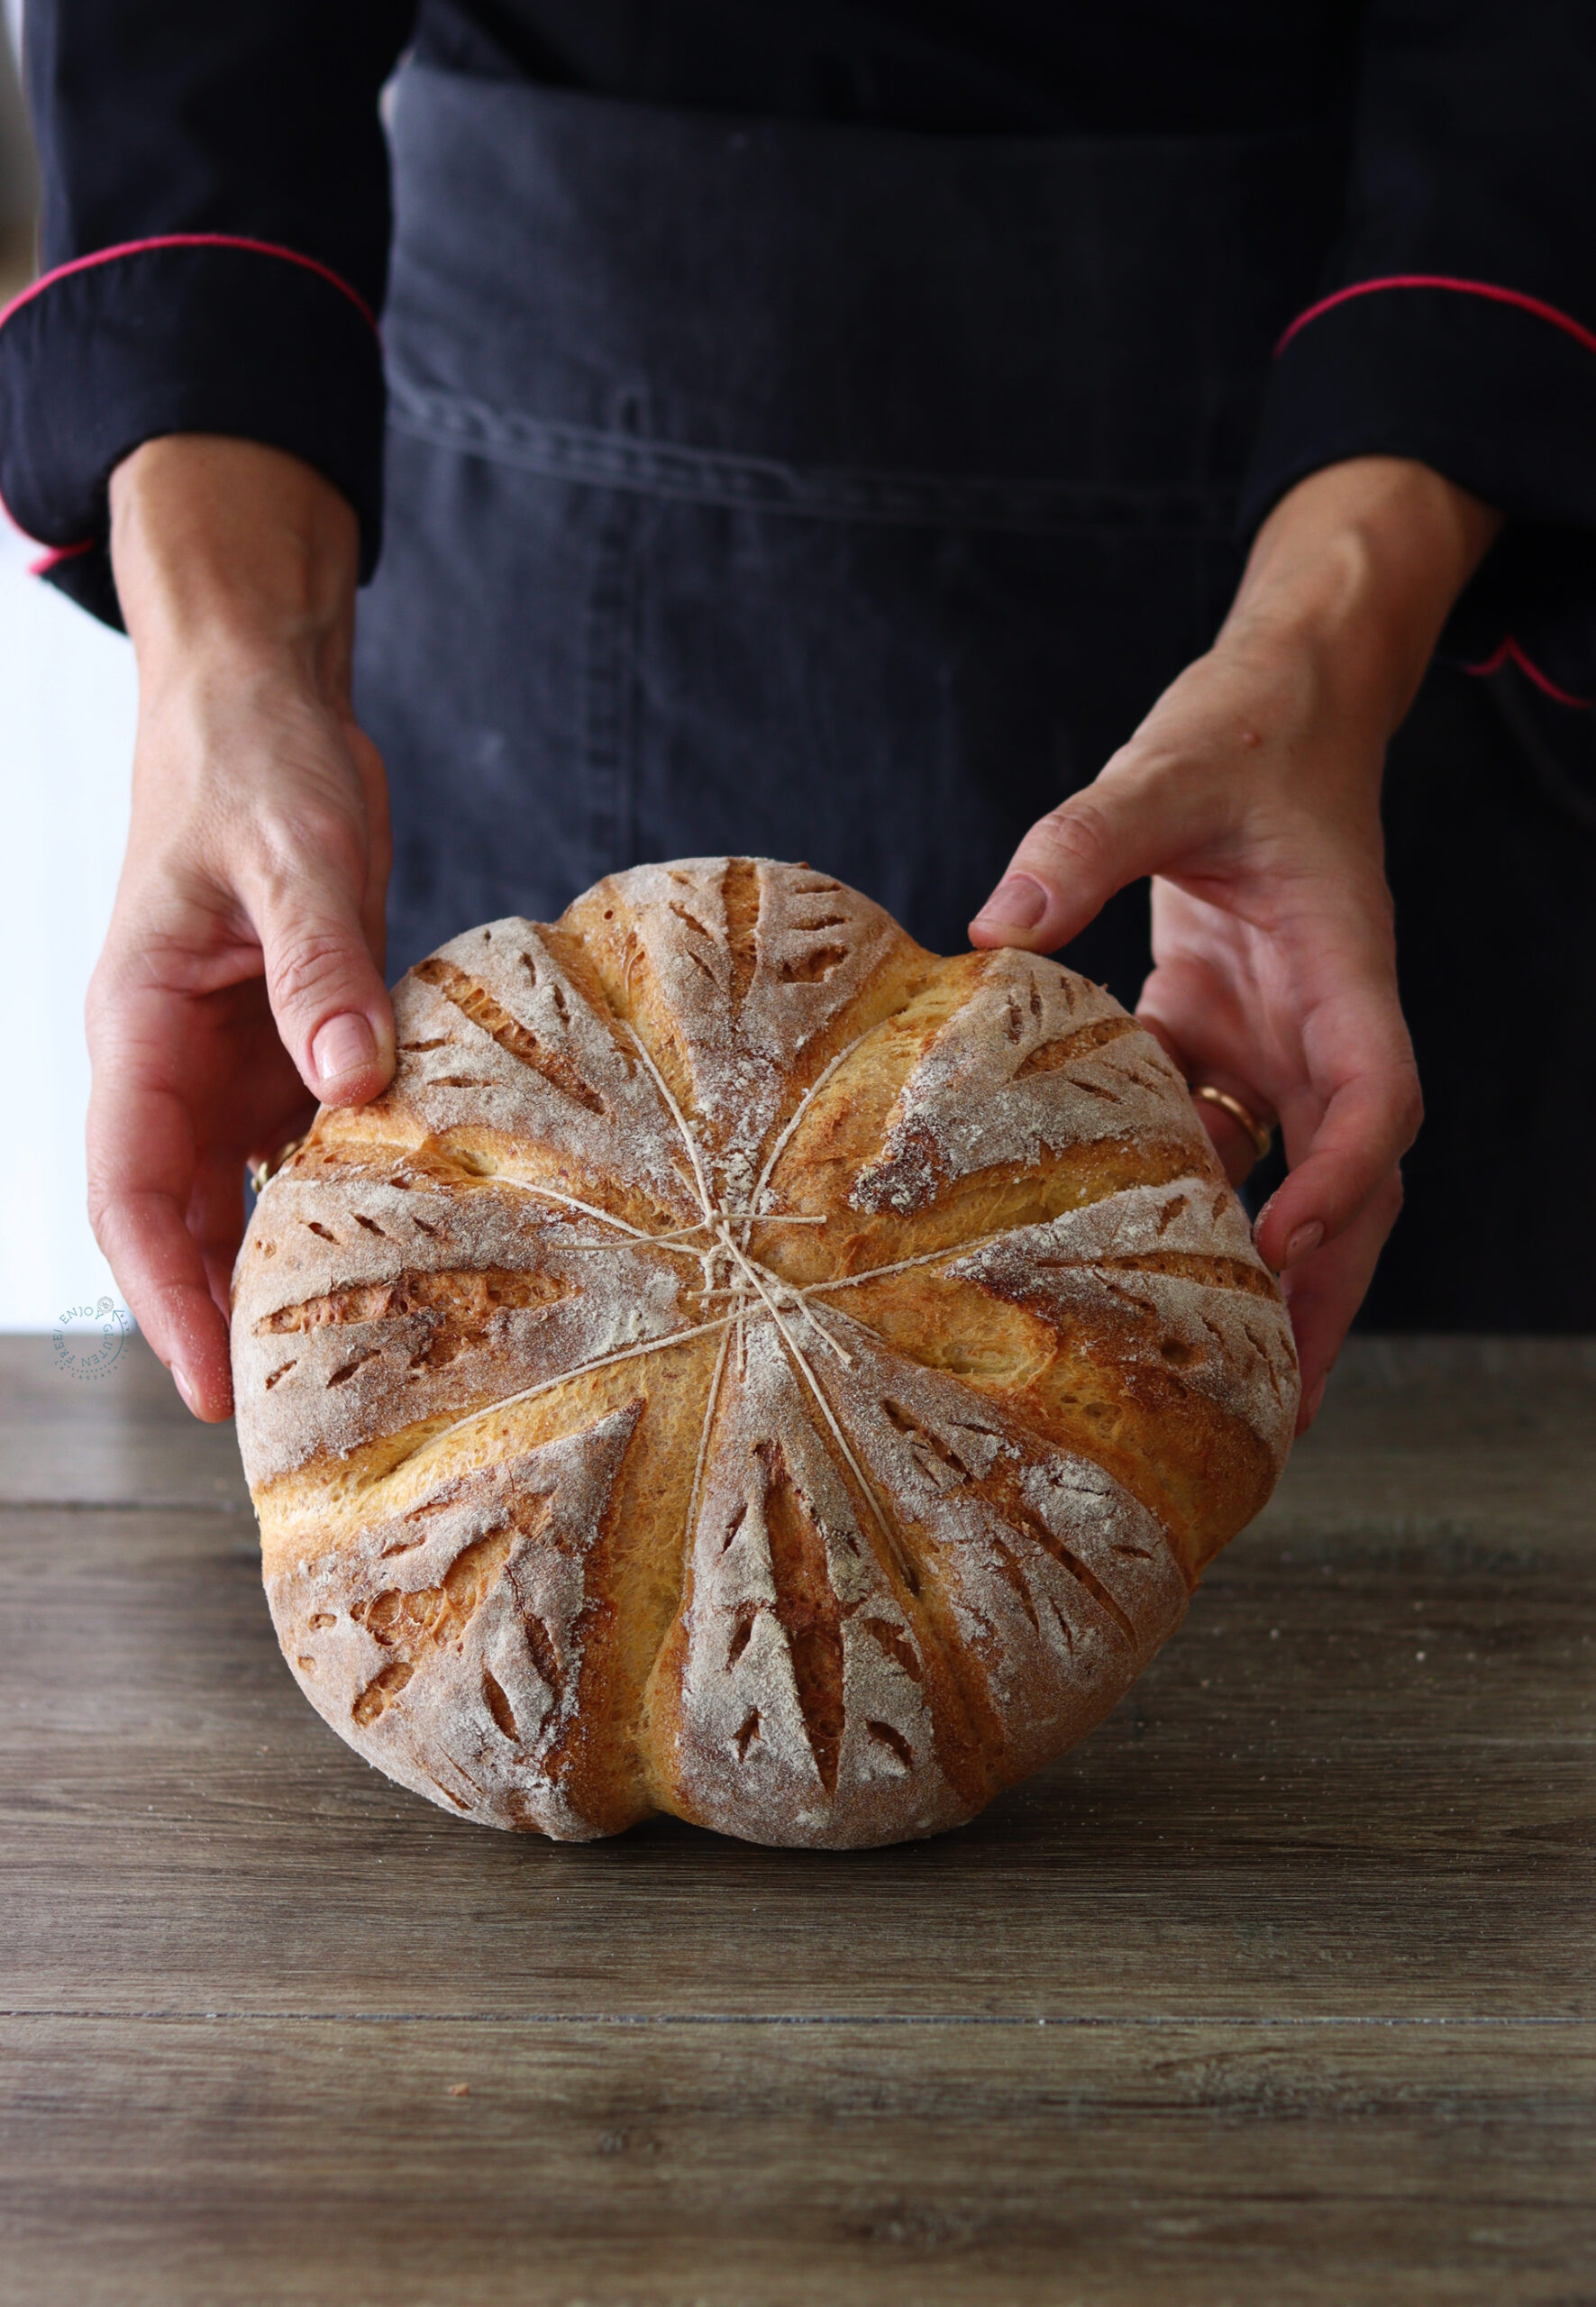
[[1238, 0, 1596, 707], [0, 2, 415, 628]]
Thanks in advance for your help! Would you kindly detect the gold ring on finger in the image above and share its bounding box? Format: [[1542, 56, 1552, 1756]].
[[1190, 1084, 1273, 1163]]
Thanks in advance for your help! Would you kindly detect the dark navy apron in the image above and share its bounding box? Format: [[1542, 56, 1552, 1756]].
[[355, 62, 1596, 1327], [359, 62, 1341, 992]]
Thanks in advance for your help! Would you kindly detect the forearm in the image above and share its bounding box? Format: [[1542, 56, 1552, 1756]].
[[105, 434, 388, 1026], [110, 435, 360, 692], [1219, 457, 1504, 746]]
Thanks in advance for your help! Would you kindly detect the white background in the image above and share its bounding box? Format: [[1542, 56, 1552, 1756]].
[[0, 522, 138, 1327], [1, 0, 141, 1332]]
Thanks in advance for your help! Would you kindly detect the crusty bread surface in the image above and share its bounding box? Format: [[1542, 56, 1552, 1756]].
[[232, 858, 1298, 1847]]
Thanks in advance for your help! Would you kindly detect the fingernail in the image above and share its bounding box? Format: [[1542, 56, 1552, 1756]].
[[973, 875, 1048, 933], [1304, 1375, 1327, 1427], [1284, 1220, 1324, 1266], [171, 1363, 199, 1417], [312, 1012, 377, 1088]]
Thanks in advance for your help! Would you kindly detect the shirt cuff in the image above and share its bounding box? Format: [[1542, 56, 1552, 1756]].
[[1239, 277, 1596, 707], [0, 236, 385, 631]]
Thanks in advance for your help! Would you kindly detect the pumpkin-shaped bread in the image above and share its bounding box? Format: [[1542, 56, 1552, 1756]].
[[233, 858, 1298, 1847]]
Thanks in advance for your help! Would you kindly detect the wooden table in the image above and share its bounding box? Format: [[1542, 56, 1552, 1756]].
[[3, 1331, 1593, 2305]]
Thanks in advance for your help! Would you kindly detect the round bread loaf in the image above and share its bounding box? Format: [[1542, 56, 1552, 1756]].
[[233, 857, 1298, 1847]]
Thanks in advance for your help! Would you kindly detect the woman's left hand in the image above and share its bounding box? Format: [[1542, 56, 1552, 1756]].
[[970, 456, 1502, 1431]]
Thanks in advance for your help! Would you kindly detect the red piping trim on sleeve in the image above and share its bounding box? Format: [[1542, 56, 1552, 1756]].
[[26, 538, 96, 577], [0, 233, 377, 333], [1275, 276, 1596, 362], [1464, 635, 1592, 711]]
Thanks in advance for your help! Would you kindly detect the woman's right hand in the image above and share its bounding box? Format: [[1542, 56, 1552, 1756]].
[[88, 435, 395, 1421]]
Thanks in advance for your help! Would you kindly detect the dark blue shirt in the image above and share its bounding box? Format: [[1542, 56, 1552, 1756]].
[[2, 1, 1594, 696]]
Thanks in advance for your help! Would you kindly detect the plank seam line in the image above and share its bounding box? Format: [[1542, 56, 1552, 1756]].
[[0, 1498, 244, 1515], [5, 2011, 1593, 2029]]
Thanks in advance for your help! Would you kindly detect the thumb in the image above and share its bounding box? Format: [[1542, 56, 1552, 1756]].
[[254, 860, 396, 1107], [970, 771, 1202, 953]]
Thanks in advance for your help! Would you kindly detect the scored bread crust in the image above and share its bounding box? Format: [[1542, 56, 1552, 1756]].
[[232, 857, 1298, 1847]]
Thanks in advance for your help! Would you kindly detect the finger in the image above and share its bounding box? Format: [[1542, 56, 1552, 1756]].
[[346, 720, 393, 975], [1190, 1067, 1277, 1188], [1138, 880, 1417, 1272], [970, 761, 1215, 953], [87, 1073, 234, 1420], [1197, 1096, 1269, 1190], [1137, 1017, 1271, 1190], [1255, 1044, 1421, 1274], [188, 1146, 251, 1321], [1281, 1169, 1404, 1430], [249, 840, 396, 1107]]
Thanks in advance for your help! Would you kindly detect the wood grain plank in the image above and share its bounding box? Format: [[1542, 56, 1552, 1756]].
[[4, 1336, 1592, 2300], [3, 2018, 1592, 2305], [4, 1466, 1591, 2019], [1258, 1337, 1596, 1544], [0, 1335, 250, 1511]]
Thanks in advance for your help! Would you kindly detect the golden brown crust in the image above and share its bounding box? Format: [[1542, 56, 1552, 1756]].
[[233, 857, 1298, 1847]]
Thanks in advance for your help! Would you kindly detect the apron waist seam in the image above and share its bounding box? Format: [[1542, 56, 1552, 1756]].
[[387, 369, 1237, 538]]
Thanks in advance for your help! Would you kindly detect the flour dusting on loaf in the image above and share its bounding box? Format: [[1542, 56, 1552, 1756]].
[[233, 856, 1298, 1848]]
